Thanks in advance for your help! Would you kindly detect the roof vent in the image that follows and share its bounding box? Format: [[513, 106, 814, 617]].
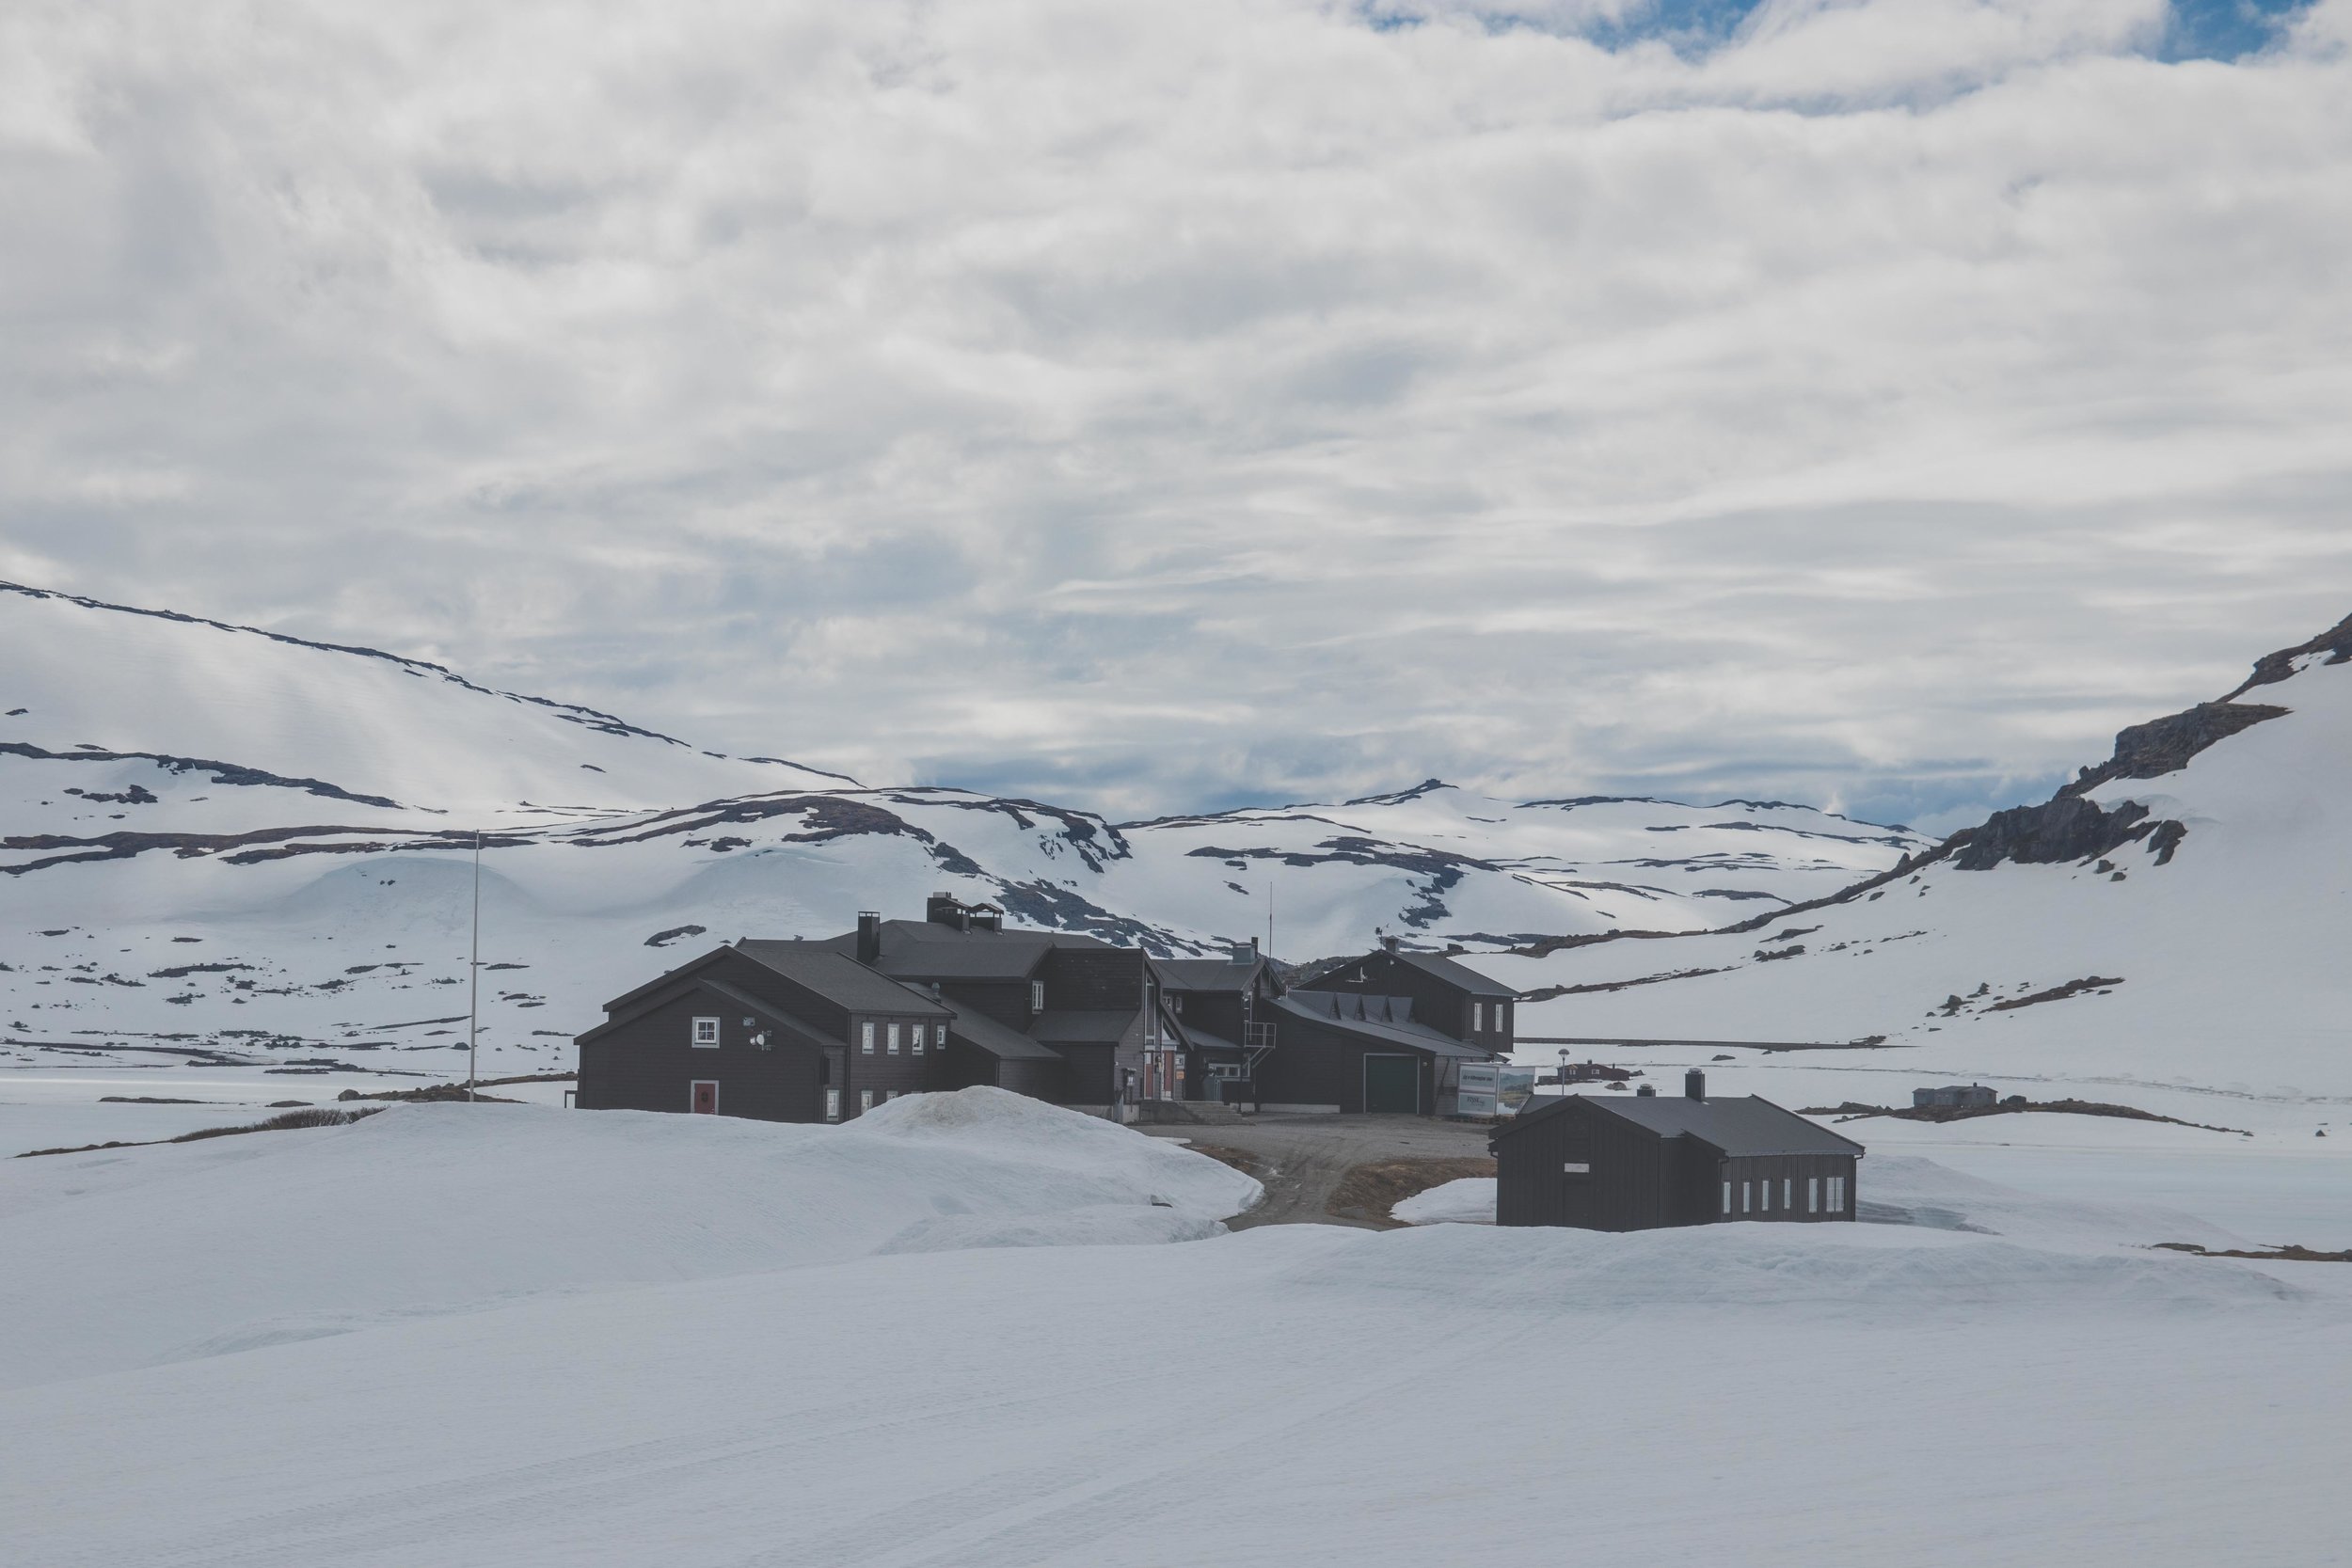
[[1636, 1083, 1658, 1097]]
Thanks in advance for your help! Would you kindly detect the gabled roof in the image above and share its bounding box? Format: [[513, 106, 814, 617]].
[[1274, 991, 1491, 1059], [577, 974, 842, 1051], [1389, 950, 1517, 998], [1155, 957, 1265, 992], [1296, 947, 1517, 999], [815, 920, 1111, 981], [734, 941, 950, 1016], [1497, 1092, 1866, 1158], [937, 998, 1062, 1061]]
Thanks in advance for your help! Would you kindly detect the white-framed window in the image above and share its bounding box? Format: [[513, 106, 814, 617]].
[[1808, 1177, 1820, 1213], [824, 1088, 842, 1122], [1784, 1178, 1793, 1211], [1741, 1180, 1752, 1214], [859, 1088, 874, 1114], [1722, 1180, 1732, 1215], [1562, 1162, 1590, 1175], [691, 1017, 720, 1048], [912, 1024, 926, 1053], [1030, 980, 1045, 1014], [861, 1022, 875, 1054], [1498, 1003, 1510, 1035], [1829, 1175, 1847, 1212], [1168, 994, 1184, 1015], [887, 1022, 901, 1054], [1472, 1002, 1486, 1032], [1760, 1180, 1772, 1213]]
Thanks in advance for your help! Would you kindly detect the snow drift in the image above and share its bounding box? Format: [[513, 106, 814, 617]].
[[0, 1088, 1259, 1391]]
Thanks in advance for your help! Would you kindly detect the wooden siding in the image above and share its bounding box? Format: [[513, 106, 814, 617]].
[[1295, 951, 1516, 1053], [1495, 1099, 1859, 1230], [1255, 1011, 1438, 1115]]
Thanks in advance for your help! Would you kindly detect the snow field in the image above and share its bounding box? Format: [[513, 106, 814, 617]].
[[0, 1089, 1261, 1391]]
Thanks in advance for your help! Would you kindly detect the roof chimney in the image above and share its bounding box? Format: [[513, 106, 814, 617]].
[[855, 911, 882, 966], [1636, 1083, 1658, 1097], [1685, 1069, 1706, 1101], [1231, 939, 1256, 964], [1380, 935, 1400, 954]]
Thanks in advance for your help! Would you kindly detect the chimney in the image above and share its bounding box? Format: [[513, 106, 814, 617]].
[[1231, 939, 1256, 964], [1636, 1083, 1658, 1097], [926, 893, 963, 928], [1380, 935, 1400, 954], [855, 911, 882, 966], [1685, 1069, 1707, 1101], [969, 904, 1001, 933]]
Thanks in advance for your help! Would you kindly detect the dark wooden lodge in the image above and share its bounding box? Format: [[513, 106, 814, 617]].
[[578, 899, 1521, 1126], [578, 895, 1183, 1123], [1491, 1070, 1863, 1231], [1263, 939, 1515, 1114]]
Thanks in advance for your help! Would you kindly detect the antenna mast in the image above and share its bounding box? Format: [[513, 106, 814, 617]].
[[468, 831, 482, 1102]]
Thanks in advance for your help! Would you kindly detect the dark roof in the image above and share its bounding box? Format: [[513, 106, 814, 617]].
[[1155, 958, 1263, 991], [734, 941, 950, 1015], [1499, 1092, 1866, 1157], [815, 920, 1110, 981], [1178, 1025, 1244, 1054], [578, 974, 842, 1051], [1274, 991, 1490, 1059], [1028, 1009, 1142, 1044], [937, 998, 1062, 1061], [1389, 950, 1517, 998]]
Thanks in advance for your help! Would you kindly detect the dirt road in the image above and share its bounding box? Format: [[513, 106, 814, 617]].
[[1141, 1113, 1494, 1229]]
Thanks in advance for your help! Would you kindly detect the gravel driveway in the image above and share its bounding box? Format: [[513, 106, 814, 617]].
[[1142, 1113, 1495, 1228]]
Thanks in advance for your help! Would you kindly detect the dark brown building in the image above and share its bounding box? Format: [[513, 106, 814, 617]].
[[1293, 940, 1518, 1055], [577, 895, 1184, 1123], [1154, 941, 1281, 1103], [1261, 938, 1514, 1113], [1490, 1070, 1864, 1231]]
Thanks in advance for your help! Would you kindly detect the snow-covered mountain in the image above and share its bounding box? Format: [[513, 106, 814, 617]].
[[0, 582, 1922, 1072], [1471, 613, 2352, 1098]]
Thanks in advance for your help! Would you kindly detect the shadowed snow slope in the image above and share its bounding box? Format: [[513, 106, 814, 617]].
[[0, 1089, 1259, 1392], [1474, 615, 2352, 1101], [0, 583, 1922, 1089], [1, 1177, 2342, 1568]]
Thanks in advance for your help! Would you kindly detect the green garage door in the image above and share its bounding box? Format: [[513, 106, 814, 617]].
[[1363, 1054, 1419, 1114]]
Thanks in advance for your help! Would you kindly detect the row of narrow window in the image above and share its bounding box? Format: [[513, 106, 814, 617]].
[[1720, 1175, 1846, 1215], [1470, 1001, 1512, 1032], [823, 1087, 906, 1121], [691, 1017, 951, 1053]]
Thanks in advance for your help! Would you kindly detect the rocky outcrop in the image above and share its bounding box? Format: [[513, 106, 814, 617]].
[[2060, 702, 2287, 798], [1948, 795, 2154, 871], [2225, 610, 2352, 697]]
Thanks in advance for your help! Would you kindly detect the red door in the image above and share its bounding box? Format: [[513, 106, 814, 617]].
[[691, 1080, 719, 1114]]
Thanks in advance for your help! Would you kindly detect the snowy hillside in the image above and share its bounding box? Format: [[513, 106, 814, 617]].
[[1471, 613, 2352, 1103], [4, 1088, 2345, 1566], [0, 582, 1919, 1076]]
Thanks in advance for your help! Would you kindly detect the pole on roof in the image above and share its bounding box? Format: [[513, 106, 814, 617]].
[[1267, 879, 1274, 963], [468, 830, 482, 1103]]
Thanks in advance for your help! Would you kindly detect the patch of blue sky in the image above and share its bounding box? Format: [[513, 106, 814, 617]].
[[1354, 1, 2314, 63]]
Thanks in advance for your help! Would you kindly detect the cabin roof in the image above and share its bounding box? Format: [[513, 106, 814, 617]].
[[733, 941, 952, 1015], [937, 998, 1063, 1061], [1499, 1092, 1866, 1158], [1273, 991, 1491, 1059]]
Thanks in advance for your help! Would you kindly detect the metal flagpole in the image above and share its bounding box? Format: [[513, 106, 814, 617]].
[[468, 831, 482, 1102]]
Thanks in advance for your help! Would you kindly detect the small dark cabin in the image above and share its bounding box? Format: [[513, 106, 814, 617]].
[[1491, 1070, 1863, 1231]]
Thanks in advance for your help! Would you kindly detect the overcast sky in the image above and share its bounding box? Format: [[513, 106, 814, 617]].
[[6, 0, 2349, 832]]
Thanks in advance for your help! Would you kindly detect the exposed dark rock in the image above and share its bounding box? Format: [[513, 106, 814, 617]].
[[644, 925, 707, 947], [2225, 610, 2352, 696], [1948, 795, 2153, 871], [1987, 976, 2124, 1011], [2062, 702, 2289, 798]]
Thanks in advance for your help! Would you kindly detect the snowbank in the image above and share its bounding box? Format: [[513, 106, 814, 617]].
[[1392, 1175, 1495, 1225], [0, 1088, 1258, 1391]]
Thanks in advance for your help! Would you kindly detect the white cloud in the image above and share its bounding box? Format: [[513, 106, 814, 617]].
[[2, 0, 2346, 833]]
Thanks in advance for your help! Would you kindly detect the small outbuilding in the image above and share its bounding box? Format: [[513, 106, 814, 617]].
[[1914, 1084, 1998, 1110], [1490, 1069, 1864, 1231]]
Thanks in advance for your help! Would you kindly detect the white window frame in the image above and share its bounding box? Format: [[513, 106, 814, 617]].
[[1472, 1002, 1486, 1032], [861, 1021, 875, 1054], [1741, 1180, 1752, 1214], [912, 1023, 926, 1053], [824, 1087, 842, 1122], [1784, 1178, 1793, 1211], [887, 1022, 901, 1055], [691, 1017, 721, 1049], [1722, 1180, 1732, 1215], [859, 1088, 874, 1114], [1808, 1177, 1820, 1213], [1830, 1175, 1846, 1212], [1168, 994, 1183, 1014], [1760, 1180, 1772, 1213], [1030, 980, 1045, 1014]]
